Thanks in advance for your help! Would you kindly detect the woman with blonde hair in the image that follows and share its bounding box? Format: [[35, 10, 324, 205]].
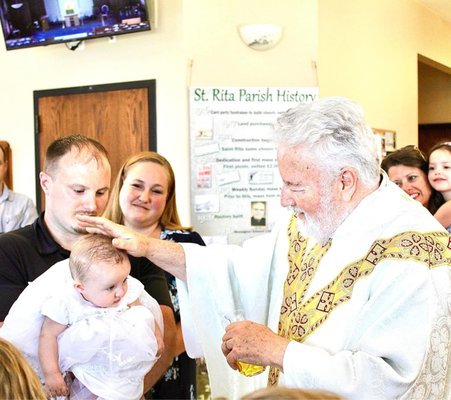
[[105, 151, 189, 231], [103, 151, 205, 399], [0, 337, 47, 400]]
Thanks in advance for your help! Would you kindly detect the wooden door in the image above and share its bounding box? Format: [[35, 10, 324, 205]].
[[34, 80, 156, 211], [0, 141, 13, 190], [418, 123, 451, 156]]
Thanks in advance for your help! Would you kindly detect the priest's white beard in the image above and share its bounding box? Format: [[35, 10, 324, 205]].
[[292, 191, 347, 245]]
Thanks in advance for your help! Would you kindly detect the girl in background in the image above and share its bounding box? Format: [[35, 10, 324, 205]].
[[428, 142, 451, 232], [103, 151, 206, 400]]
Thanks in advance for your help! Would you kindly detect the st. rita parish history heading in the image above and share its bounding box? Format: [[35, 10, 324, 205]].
[[193, 87, 317, 103]]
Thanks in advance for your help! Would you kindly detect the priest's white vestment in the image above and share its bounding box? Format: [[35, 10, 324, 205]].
[[178, 176, 450, 400]]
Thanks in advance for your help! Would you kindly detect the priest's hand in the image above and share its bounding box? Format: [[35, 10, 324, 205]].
[[76, 214, 188, 281], [76, 215, 151, 258], [221, 320, 290, 371]]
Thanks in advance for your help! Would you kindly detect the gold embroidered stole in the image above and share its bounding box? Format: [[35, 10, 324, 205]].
[[268, 215, 450, 386]]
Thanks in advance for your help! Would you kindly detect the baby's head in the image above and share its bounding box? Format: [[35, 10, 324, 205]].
[[70, 234, 131, 308]]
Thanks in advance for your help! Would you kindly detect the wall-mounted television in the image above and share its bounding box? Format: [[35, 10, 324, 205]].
[[0, 0, 151, 50]]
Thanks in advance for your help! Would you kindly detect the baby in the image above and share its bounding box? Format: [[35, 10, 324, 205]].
[[428, 142, 451, 232], [0, 234, 164, 400]]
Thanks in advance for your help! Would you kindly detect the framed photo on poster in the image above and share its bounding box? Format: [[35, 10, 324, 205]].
[[373, 128, 396, 157]]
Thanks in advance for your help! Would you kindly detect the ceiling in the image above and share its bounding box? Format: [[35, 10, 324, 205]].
[[416, 0, 451, 24]]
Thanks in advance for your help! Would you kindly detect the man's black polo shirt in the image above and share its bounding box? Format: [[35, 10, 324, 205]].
[[0, 213, 172, 320]]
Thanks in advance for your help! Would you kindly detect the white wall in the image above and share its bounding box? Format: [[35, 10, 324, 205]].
[[418, 62, 451, 124], [0, 0, 450, 224], [318, 0, 451, 148]]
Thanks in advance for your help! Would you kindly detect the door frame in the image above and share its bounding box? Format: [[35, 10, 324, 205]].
[[33, 79, 157, 211], [418, 123, 451, 155]]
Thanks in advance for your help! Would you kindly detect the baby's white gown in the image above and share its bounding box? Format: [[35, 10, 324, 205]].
[[0, 259, 164, 400]]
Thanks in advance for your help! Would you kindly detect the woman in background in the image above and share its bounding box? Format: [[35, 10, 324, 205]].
[[103, 151, 205, 400], [0, 337, 47, 400], [381, 145, 443, 214], [428, 142, 451, 231]]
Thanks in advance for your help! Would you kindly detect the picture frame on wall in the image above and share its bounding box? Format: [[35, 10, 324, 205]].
[[373, 128, 396, 157], [383, 131, 396, 152]]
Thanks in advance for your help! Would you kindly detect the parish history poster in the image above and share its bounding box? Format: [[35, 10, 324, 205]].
[[189, 87, 318, 244]]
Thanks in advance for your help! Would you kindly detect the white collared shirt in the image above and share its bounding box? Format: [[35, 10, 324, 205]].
[[0, 185, 38, 233]]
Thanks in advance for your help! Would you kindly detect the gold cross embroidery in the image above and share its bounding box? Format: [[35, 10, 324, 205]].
[[268, 215, 450, 386]]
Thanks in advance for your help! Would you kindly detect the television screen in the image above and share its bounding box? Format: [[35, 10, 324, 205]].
[[0, 0, 151, 50]]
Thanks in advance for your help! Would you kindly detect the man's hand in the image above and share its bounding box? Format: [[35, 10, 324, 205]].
[[154, 323, 165, 358], [221, 320, 289, 371], [143, 305, 176, 394]]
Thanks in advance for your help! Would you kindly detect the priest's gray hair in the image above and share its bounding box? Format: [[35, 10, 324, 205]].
[[273, 97, 380, 187]]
